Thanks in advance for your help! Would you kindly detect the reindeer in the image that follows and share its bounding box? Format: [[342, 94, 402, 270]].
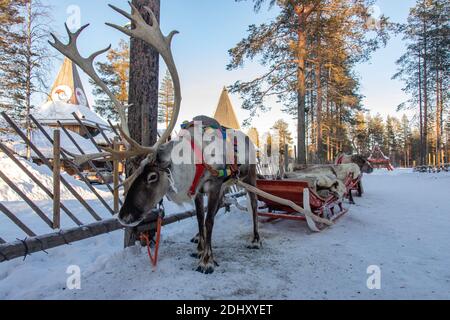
[[335, 153, 374, 174], [49, 3, 261, 274]]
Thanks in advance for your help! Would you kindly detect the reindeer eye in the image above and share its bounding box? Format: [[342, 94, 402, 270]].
[[147, 172, 159, 184]]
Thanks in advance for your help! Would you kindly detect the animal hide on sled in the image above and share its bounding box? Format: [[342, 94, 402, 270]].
[[285, 163, 361, 199]]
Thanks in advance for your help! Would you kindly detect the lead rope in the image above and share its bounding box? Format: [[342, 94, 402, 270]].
[[140, 204, 165, 268]]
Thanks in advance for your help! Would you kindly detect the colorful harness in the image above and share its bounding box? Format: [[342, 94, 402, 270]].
[[180, 121, 240, 196]]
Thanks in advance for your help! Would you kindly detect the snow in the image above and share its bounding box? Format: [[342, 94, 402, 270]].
[[33, 101, 108, 128], [1, 169, 450, 299], [0, 154, 111, 202], [2, 127, 100, 159]]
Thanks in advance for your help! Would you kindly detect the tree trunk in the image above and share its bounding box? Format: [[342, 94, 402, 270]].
[[423, 21, 428, 165], [128, 0, 160, 147], [295, 6, 313, 165], [418, 52, 424, 165], [125, 0, 160, 248], [315, 62, 323, 163], [25, 0, 33, 160], [435, 67, 440, 166]]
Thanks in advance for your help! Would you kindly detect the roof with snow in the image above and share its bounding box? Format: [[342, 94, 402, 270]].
[[33, 57, 110, 129], [32, 101, 109, 129]]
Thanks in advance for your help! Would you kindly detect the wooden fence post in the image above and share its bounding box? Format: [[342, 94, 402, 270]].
[[113, 138, 120, 214], [53, 130, 61, 229]]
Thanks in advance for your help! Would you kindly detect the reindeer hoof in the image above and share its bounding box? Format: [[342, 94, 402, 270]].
[[196, 258, 219, 274], [247, 238, 262, 249], [190, 235, 199, 244], [196, 264, 215, 274], [190, 252, 201, 259]]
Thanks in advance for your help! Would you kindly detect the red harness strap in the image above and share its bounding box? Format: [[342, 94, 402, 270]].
[[336, 154, 345, 165], [189, 139, 207, 196], [187, 129, 238, 196]]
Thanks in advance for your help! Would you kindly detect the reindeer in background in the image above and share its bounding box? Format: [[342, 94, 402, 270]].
[[49, 3, 261, 274]]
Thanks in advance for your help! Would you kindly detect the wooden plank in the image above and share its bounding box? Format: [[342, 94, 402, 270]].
[[0, 211, 192, 263], [72, 112, 113, 171], [95, 123, 114, 147], [0, 169, 53, 228], [0, 203, 36, 237], [0, 193, 246, 263], [2, 113, 101, 222], [0, 219, 122, 263], [27, 115, 104, 221], [113, 138, 120, 214], [58, 121, 121, 209], [53, 130, 61, 229], [0, 142, 82, 226], [107, 119, 121, 137]]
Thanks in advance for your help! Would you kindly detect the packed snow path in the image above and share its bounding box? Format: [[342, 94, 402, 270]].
[[0, 170, 449, 299]]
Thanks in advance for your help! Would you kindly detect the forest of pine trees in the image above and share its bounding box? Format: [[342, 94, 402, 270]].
[[393, 0, 449, 166], [0, 0, 447, 168], [230, 0, 448, 166]]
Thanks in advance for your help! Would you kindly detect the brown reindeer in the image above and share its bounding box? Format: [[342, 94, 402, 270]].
[[49, 3, 261, 274]]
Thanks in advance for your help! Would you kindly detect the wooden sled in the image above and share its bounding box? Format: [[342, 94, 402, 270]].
[[255, 179, 349, 230]]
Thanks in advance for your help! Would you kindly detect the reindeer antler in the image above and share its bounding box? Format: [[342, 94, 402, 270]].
[[49, 22, 155, 164], [49, 2, 182, 168], [107, 1, 182, 151], [49, 24, 130, 136]]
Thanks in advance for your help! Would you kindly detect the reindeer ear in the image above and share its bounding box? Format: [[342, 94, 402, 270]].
[[157, 141, 175, 169]]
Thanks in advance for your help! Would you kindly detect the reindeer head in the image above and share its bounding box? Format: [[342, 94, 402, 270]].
[[49, 2, 182, 227], [351, 155, 374, 174], [118, 142, 174, 226]]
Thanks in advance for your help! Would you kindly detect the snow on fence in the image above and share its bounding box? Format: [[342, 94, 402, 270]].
[[0, 112, 243, 263]]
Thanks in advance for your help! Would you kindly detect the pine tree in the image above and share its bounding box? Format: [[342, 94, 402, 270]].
[[2, 0, 53, 120], [228, 0, 390, 164], [400, 114, 413, 167], [91, 39, 130, 121], [393, 0, 449, 165], [157, 69, 174, 128], [368, 114, 385, 150], [0, 1, 25, 112], [272, 119, 293, 153]]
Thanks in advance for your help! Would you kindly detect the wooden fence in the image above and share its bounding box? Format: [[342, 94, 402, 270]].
[[0, 112, 245, 263]]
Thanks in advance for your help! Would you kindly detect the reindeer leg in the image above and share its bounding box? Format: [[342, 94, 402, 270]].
[[197, 187, 221, 274], [244, 167, 262, 249], [247, 190, 262, 249], [191, 194, 205, 258], [348, 189, 355, 205]]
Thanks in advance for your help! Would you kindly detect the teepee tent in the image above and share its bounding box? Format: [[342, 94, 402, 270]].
[[213, 87, 241, 130], [48, 57, 90, 107], [33, 58, 109, 137]]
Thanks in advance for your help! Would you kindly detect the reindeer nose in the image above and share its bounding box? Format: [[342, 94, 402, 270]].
[[118, 214, 134, 226]]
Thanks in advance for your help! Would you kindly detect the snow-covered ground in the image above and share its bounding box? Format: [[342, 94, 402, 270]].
[[1, 168, 449, 300]]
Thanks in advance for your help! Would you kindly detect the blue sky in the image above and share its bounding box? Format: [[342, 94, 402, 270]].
[[42, 0, 416, 135]]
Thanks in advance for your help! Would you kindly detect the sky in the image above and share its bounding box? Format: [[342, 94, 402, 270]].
[[40, 0, 417, 137]]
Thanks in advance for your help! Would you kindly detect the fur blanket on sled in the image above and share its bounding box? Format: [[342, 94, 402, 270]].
[[284, 163, 361, 199]]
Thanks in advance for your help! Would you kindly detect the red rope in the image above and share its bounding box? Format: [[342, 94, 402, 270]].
[[140, 214, 163, 268]]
